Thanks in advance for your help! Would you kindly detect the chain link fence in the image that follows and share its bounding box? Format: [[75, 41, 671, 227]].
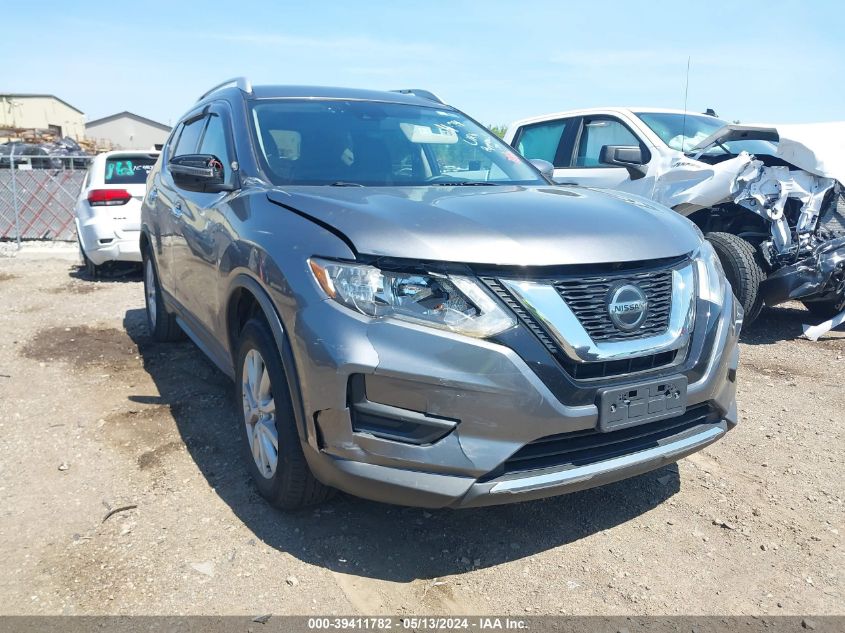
[[0, 151, 93, 245]]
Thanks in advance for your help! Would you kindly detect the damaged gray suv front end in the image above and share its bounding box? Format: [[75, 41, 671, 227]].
[[295, 189, 741, 508], [140, 83, 741, 509]]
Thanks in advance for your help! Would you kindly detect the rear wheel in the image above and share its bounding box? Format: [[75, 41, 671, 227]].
[[143, 252, 182, 341], [802, 295, 845, 321], [236, 318, 332, 509], [77, 238, 100, 279], [706, 232, 766, 325]]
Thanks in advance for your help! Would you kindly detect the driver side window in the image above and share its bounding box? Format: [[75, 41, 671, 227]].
[[198, 113, 233, 182], [575, 117, 642, 167], [172, 116, 206, 158]]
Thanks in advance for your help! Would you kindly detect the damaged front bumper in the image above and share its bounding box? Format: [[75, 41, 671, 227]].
[[759, 236, 845, 306]]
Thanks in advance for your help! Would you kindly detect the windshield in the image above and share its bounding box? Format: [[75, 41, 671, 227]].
[[250, 100, 544, 186], [635, 112, 778, 156]]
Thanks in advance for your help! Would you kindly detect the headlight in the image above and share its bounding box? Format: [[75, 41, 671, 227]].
[[308, 258, 516, 338], [695, 240, 727, 308]]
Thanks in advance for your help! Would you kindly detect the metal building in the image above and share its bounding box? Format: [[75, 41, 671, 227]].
[[0, 93, 86, 140], [85, 111, 171, 150]]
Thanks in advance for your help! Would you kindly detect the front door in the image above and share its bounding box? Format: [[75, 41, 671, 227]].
[[162, 111, 209, 314], [555, 115, 654, 198], [172, 104, 239, 335]]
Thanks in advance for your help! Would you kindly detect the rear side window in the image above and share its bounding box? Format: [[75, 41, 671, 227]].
[[104, 156, 158, 184], [514, 119, 569, 166]]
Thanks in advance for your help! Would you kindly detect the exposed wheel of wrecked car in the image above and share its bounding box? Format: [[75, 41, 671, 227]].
[[143, 252, 183, 342], [236, 318, 333, 509], [706, 232, 765, 324], [802, 296, 845, 321]]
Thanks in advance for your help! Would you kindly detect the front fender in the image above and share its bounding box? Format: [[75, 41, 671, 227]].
[[224, 272, 314, 444]]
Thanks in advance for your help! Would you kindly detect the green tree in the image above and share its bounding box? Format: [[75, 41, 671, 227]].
[[488, 124, 508, 139]]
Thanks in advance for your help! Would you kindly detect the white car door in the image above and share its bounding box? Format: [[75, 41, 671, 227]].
[[510, 114, 658, 198], [559, 115, 651, 191]]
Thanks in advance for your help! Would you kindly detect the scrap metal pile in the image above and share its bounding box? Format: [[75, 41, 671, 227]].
[[0, 126, 96, 170]]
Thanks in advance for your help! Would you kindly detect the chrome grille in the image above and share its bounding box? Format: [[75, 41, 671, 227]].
[[482, 276, 679, 380], [555, 269, 673, 341]]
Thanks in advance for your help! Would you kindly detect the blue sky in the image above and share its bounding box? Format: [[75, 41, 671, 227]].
[[4, 1, 844, 127]]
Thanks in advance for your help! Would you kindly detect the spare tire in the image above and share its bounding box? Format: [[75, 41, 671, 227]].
[[706, 232, 766, 325]]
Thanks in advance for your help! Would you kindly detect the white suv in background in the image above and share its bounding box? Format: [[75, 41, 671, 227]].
[[75, 150, 159, 276]]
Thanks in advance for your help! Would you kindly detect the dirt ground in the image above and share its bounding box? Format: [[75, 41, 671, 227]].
[[0, 248, 842, 617]]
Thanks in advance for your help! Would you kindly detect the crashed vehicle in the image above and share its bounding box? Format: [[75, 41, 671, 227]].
[[0, 137, 90, 170], [40, 136, 90, 170], [505, 108, 845, 324], [0, 141, 52, 169]]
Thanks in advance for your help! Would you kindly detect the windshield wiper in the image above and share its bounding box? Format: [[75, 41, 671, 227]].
[[329, 181, 364, 187], [431, 181, 499, 186]]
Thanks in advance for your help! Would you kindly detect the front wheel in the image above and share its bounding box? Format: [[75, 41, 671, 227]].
[[236, 318, 333, 509], [706, 232, 766, 325]]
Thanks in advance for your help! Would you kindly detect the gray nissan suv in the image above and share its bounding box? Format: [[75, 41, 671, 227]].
[[140, 78, 742, 509]]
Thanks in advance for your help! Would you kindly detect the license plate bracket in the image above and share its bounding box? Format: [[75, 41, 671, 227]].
[[597, 375, 688, 432]]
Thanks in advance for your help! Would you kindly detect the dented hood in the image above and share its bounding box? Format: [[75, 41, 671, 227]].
[[690, 124, 779, 151], [772, 122, 845, 183], [266, 185, 702, 266], [690, 121, 845, 182]]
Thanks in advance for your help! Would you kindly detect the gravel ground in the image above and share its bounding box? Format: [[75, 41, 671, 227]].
[[0, 248, 842, 616]]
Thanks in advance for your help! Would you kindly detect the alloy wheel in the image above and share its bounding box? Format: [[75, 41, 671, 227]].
[[242, 348, 278, 478], [145, 258, 157, 330]]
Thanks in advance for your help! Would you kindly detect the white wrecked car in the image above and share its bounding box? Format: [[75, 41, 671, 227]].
[[504, 108, 845, 325]]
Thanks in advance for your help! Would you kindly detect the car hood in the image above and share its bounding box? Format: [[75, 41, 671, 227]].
[[689, 124, 780, 152], [266, 185, 701, 266], [689, 122, 845, 183]]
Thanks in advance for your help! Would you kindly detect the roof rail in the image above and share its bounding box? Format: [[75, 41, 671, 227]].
[[198, 77, 253, 102], [390, 88, 444, 104]]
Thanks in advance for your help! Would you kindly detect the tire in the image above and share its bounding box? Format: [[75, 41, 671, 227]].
[[706, 232, 766, 325], [802, 295, 845, 321], [236, 317, 333, 510], [142, 250, 182, 342], [78, 239, 101, 279]]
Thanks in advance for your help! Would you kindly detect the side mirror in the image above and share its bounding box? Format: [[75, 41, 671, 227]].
[[168, 154, 233, 193], [599, 145, 648, 180], [528, 158, 555, 181]]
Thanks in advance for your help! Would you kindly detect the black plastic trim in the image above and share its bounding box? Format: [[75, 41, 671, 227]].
[[348, 375, 458, 445], [481, 404, 718, 482]]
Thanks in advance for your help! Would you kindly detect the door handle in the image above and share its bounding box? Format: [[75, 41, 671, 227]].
[[172, 200, 182, 218], [557, 182, 578, 186]]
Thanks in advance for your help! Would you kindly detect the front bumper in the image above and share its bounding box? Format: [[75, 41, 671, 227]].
[[317, 419, 729, 508], [288, 281, 741, 509], [760, 236, 845, 306]]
